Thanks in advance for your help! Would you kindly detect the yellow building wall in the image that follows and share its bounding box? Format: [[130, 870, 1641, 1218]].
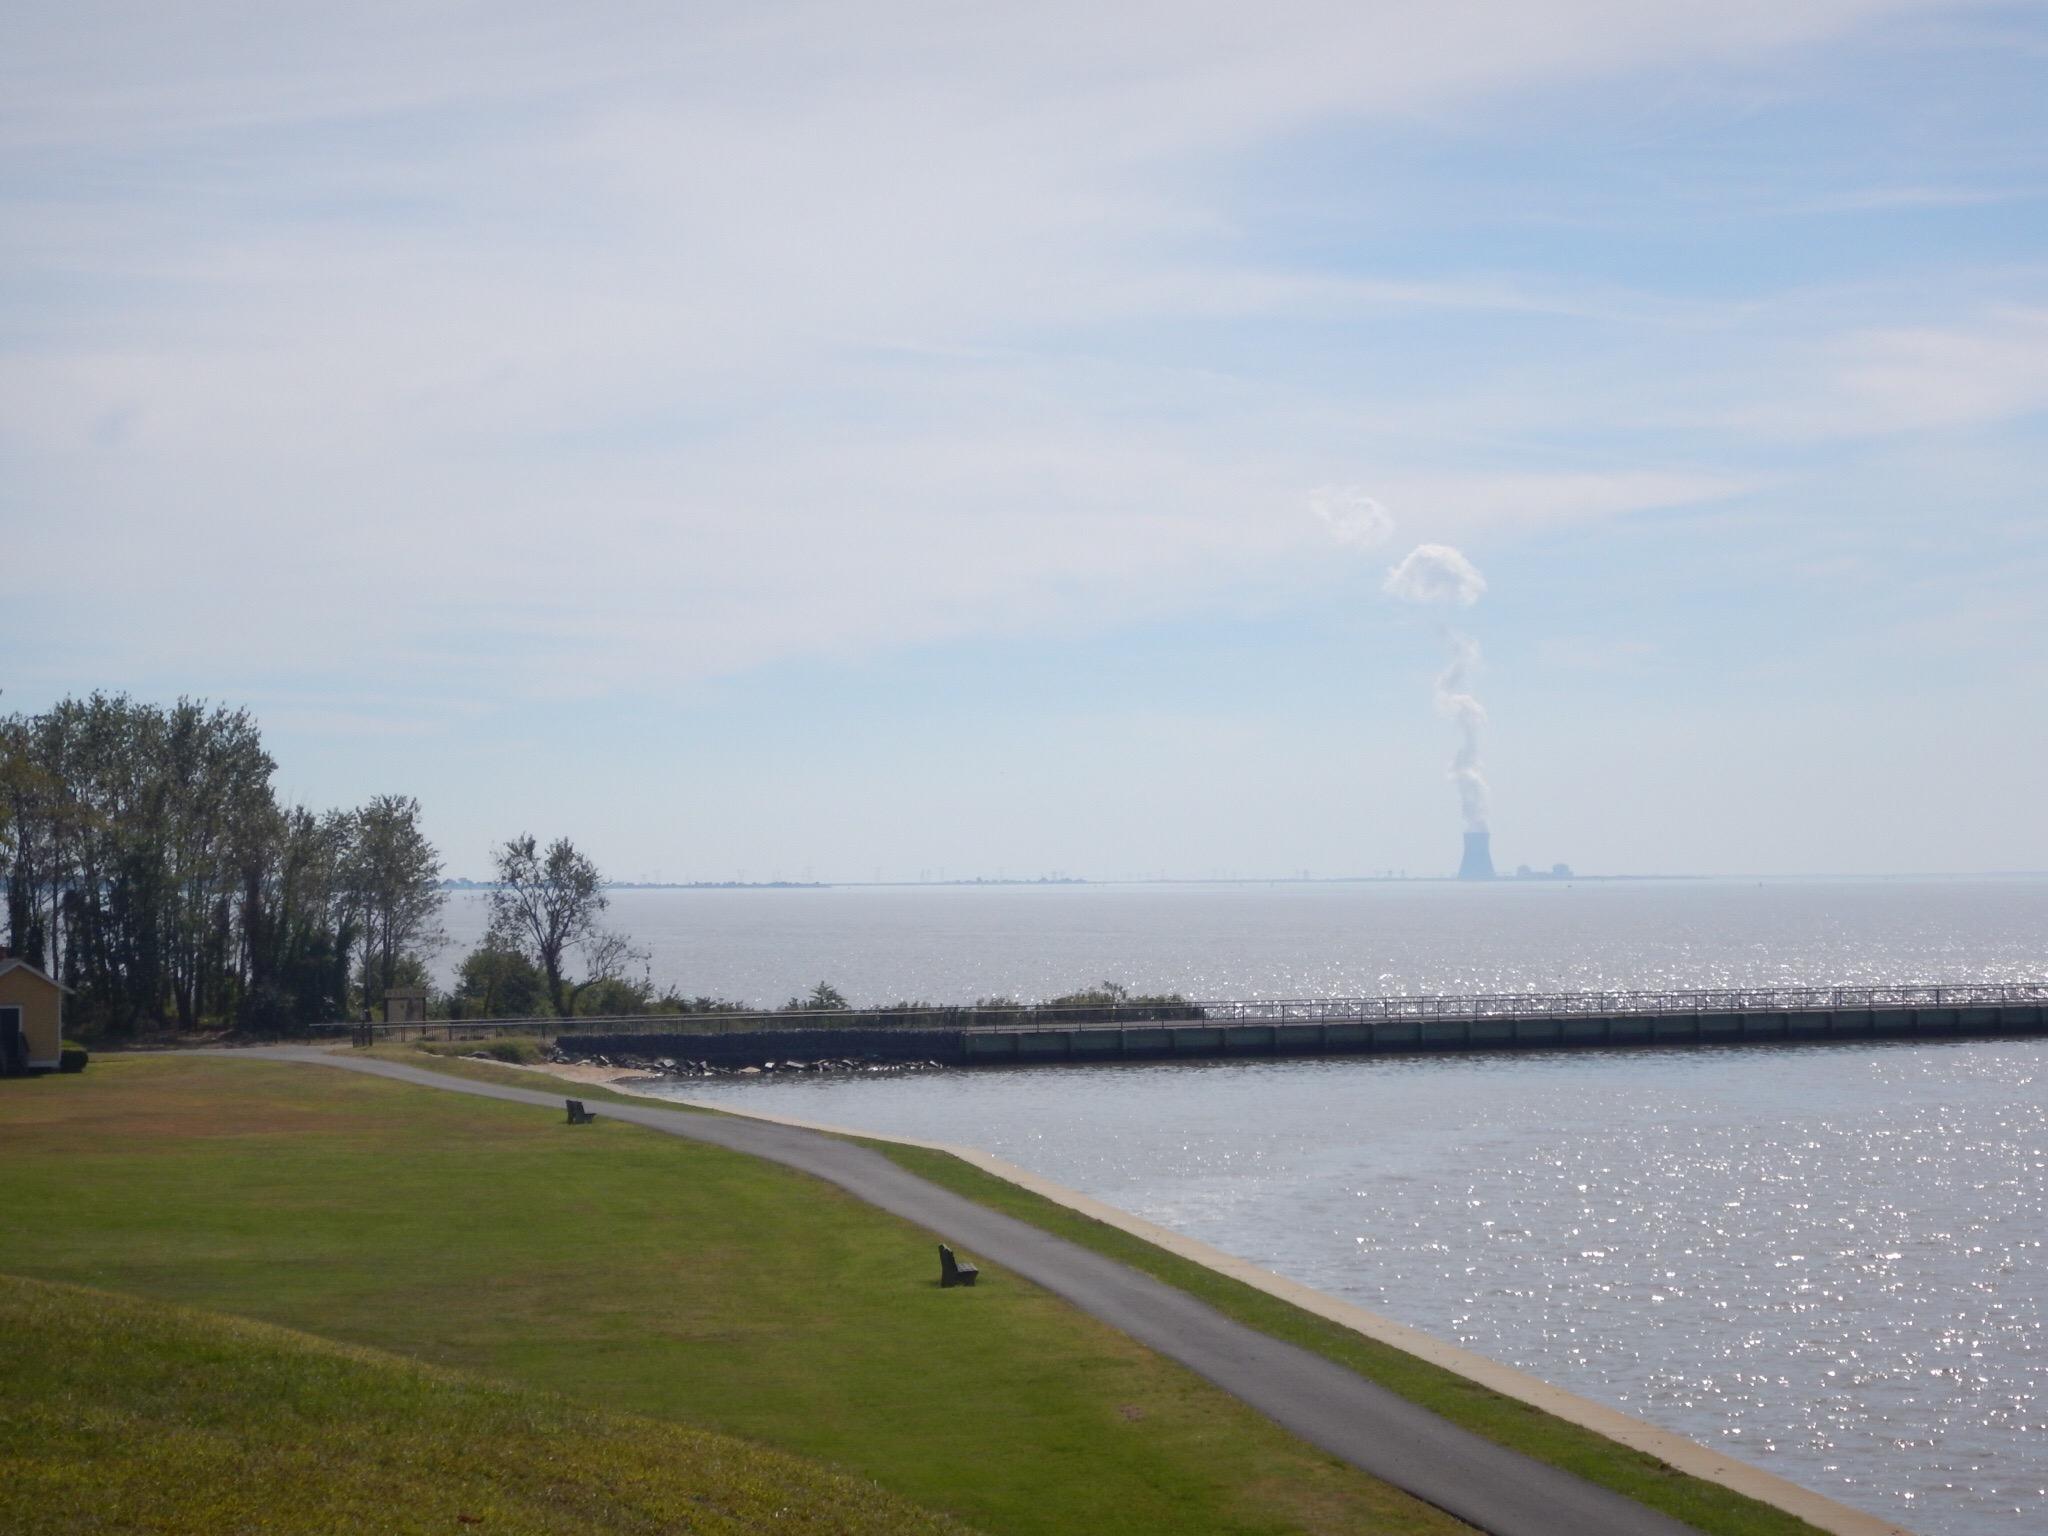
[[0, 968, 64, 1066]]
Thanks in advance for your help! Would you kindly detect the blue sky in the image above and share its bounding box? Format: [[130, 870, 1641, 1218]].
[[4, 2, 2045, 880]]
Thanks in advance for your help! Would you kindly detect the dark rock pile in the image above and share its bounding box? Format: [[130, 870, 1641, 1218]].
[[546, 1046, 944, 1080]]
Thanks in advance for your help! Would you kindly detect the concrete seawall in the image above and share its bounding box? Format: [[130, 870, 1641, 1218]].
[[565, 999, 2046, 1071]]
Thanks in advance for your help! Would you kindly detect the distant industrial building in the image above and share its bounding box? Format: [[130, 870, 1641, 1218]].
[[1457, 830, 1496, 880]]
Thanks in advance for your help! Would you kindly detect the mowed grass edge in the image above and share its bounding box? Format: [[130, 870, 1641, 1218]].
[[0, 1272, 975, 1536], [869, 1141, 1828, 1536]]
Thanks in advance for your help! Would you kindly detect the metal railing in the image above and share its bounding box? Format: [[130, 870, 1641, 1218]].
[[316, 979, 2048, 1041], [968, 980, 2048, 1033]]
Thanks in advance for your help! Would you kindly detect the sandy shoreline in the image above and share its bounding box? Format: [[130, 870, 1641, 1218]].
[[508, 1059, 654, 1087]]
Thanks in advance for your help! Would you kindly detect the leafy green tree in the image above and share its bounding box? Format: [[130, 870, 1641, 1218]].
[[568, 927, 651, 1015], [487, 835, 608, 1018], [0, 693, 433, 1038], [783, 981, 850, 1012], [571, 974, 653, 1017], [2, 694, 280, 1033], [349, 794, 446, 1009], [454, 932, 550, 1018], [238, 804, 358, 1033]]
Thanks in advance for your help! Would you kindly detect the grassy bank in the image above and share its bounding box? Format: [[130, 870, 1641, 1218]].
[[412, 1035, 552, 1064], [0, 1056, 1462, 1536], [347, 1038, 666, 1107], [0, 1273, 969, 1535], [352, 1042, 1823, 1536], [332, 1043, 1820, 1535], [874, 1144, 1820, 1536]]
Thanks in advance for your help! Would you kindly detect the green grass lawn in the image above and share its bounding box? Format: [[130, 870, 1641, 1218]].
[[873, 1146, 1824, 1536], [0, 1056, 1465, 1536], [348, 1039, 676, 1106], [0, 1273, 972, 1535]]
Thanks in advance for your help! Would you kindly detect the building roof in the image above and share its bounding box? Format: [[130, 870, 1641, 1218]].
[[0, 957, 75, 994]]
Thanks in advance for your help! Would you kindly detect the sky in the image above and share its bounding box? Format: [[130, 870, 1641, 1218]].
[[4, 1, 2046, 882]]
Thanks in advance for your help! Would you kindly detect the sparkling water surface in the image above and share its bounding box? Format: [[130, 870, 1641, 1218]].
[[664, 1043, 2046, 1536], [450, 877, 2046, 1533]]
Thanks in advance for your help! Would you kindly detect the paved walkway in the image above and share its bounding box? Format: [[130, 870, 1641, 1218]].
[[247, 1047, 1700, 1536]]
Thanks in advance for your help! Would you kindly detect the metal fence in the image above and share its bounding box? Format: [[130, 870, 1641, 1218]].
[[316, 978, 2048, 1042], [994, 980, 2048, 1032]]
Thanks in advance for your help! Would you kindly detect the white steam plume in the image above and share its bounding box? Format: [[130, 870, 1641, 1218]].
[[1311, 487, 1394, 551], [1382, 543, 1486, 606], [1385, 543, 1490, 831], [1434, 630, 1490, 831]]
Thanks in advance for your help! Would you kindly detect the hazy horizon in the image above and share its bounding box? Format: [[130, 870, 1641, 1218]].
[[438, 868, 2048, 887]]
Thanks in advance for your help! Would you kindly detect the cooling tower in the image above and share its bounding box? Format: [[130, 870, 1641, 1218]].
[[1457, 830, 1495, 880]]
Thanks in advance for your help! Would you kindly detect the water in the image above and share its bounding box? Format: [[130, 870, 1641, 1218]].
[[441, 876, 2048, 1532], [434, 876, 2048, 1005], [662, 1042, 2047, 1536]]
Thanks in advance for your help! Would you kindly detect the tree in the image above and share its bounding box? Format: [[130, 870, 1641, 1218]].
[[350, 794, 446, 1007], [2, 693, 279, 1033], [488, 834, 608, 1018], [783, 981, 850, 1012], [238, 801, 352, 1034], [454, 929, 549, 1019], [565, 927, 653, 1015], [0, 692, 446, 1037]]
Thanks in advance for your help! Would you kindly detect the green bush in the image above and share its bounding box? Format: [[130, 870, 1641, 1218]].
[[413, 1037, 546, 1065], [451, 940, 550, 1019], [59, 1046, 88, 1074]]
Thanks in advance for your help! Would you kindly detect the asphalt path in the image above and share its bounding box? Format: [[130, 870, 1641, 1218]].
[[245, 1047, 1700, 1536]]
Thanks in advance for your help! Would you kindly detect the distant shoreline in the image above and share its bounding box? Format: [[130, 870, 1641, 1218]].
[[438, 870, 2048, 892]]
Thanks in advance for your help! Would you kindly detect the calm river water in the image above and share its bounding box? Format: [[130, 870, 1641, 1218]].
[[447, 877, 2046, 1533]]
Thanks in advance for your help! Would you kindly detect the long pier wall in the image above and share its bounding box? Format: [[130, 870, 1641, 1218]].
[[564, 999, 2047, 1071], [956, 1000, 2046, 1064]]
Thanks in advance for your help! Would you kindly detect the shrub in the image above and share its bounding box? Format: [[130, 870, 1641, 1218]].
[[782, 981, 850, 1012], [1039, 982, 1204, 1023], [413, 1037, 546, 1065], [452, 940, 549, 1019], [59, 1046, 88, 1074], [646, 992, 751, 1016]]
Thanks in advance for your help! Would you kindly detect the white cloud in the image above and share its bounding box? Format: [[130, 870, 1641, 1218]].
[[1310, 488, 1395, 550]]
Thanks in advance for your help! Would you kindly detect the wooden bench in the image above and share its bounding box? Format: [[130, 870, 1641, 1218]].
[[939, 1243, 979, 1287], [565, 1099, 597, 1125]]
